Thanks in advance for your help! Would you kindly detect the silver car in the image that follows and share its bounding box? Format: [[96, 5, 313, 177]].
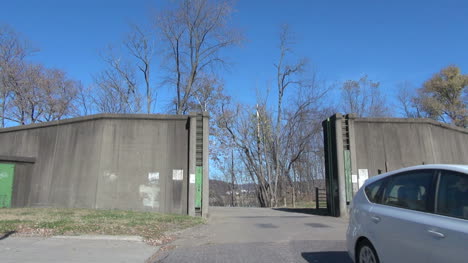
[[347, 164, 468, 263]]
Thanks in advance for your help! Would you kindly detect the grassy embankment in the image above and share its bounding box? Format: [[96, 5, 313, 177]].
[[0, 208, 204, 245]]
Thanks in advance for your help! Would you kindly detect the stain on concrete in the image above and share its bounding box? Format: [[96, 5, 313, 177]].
[[148, 172, 159, 184], [139, 184, 160, 209], [305, 223, 330, 228], [103, 171, 117, 182], [256, 223, 278, 229]]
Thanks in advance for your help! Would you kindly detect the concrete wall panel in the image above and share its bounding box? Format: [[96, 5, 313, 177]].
[[0, 114, 205, 216], [95, 118, 189, 213], [11, 163, 33, 207], [326, 114, 468, 217], [48, 120, 103, 209], [352, 118, 468, 179]]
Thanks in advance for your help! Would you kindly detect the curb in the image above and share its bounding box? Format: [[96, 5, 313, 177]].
[[51, 235, 144, 242]]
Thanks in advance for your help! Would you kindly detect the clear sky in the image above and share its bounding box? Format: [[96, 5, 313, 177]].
[[1, 0, 468, 114]]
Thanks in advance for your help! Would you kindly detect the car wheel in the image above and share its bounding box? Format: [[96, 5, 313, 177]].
[[357, 239, 380, 263]]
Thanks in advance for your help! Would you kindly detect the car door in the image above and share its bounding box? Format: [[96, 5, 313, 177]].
[[428, 170, 468, 263], [367, 169, 436, 263]]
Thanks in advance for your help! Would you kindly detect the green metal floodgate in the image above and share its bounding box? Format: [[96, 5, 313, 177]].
[[195, 166, 203, 209], [0, 163, 15, 208]]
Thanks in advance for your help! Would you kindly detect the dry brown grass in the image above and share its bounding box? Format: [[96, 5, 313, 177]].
[[0, 208, 204, 245]]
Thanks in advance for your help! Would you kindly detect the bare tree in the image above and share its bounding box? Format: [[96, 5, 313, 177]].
[[219, 83, 329, 208], [217, 25, 329, 207], [396, 81, 422, 118], [218, 102, 275, 207], [5, 63, 80, 125], [0, 25, 36, 127], [125, 25, 155, 113], [40, 68, 80, 122], [156, 0, 242, 114], [187, 74, 228, 112], [341, 75, 390, 117], [77, 84, 93, 116], [11, 64, 42, 124], [92, 47, 141, 114], [273, 25, 307, 206], [1, 25, 80, 126]]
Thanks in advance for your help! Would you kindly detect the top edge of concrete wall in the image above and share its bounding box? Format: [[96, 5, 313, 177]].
[[0, 155, 36, 163], [0, 113, 207, 133], [328, 113, 468, 135]]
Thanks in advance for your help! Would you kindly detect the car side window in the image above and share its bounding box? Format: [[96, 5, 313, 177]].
[[365, 179, 385, 204], [381, 170, 434, 212], [436, 170, 468, 220]]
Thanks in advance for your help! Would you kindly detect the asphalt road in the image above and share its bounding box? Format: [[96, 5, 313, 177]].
[[153, 207, 352, 263]]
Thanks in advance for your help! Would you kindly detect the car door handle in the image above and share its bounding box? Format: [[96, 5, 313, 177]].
[[371, 216, 381, 223], [427, 230, 445, 239]]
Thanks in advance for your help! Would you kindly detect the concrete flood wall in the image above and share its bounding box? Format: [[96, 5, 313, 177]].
[[323, 113, 468, 217], [0, 114, 209, 216], [352, 116, 468, 178]]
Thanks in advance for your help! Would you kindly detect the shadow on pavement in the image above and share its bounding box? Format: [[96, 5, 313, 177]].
[[0, 231, 16, 241], [302, 251, 352, 263], [273, 208, 329, 216]]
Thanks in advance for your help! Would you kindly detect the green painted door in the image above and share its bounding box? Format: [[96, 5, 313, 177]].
[[0, 163, 15, 208], [344, 150, 353, 202], [195, 166, 203, 208]]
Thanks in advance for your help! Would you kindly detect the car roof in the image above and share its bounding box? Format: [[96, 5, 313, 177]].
[[365, 164, 468, 185]]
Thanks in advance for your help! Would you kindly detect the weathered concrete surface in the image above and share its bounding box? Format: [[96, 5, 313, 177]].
[[153, 207, 350, 263], [0, 114, 210, 216], [324, 114, 468, 217], [0, 236, 157, 263], [352, 117, 468, 178]]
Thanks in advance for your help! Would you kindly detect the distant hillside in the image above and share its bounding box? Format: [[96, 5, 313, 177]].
[[209, 178, 327, 207], [209, 179, 259, 207], [210, 179, 231, 195]]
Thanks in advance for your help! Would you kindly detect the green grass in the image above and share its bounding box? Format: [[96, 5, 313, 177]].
[[0, 208, 204, 242]]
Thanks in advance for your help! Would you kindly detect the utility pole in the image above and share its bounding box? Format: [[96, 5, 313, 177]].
[[231, 149, 235, 207]]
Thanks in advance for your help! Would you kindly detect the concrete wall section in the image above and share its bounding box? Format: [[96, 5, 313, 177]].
[[352, 118, 468, 178], [95, 118, 189, 213], [0, 119, 105, 208], [11, 162, 34, 207], [0, 114, 207, 216], [48, 120, 104, 209], [429, 124, 468, 164], [324, 114, 468, 217]]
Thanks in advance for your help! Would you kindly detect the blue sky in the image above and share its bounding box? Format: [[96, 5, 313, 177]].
[[1, 0, 468, 114]]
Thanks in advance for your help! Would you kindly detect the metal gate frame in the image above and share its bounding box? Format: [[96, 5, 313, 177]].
[[323, 118, 340, 217]]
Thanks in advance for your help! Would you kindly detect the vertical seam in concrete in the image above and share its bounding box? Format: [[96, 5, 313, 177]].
[[380, 123, 388, 172], [427, 125, 436, 163], [47, 122, 61, 204], [94, 120, 106, 209]]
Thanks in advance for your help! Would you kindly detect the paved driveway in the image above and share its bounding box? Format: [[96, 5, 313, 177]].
[[154, 207, 352, 263], [0, 235, 156, 263]]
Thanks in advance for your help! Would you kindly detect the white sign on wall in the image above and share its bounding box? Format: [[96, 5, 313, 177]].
[[190, 174, 196, 184], [173, 170, 183, 181], [358, 169, 369, 179], [352, 174, 358, 183], [358, 169, 369, 188]]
